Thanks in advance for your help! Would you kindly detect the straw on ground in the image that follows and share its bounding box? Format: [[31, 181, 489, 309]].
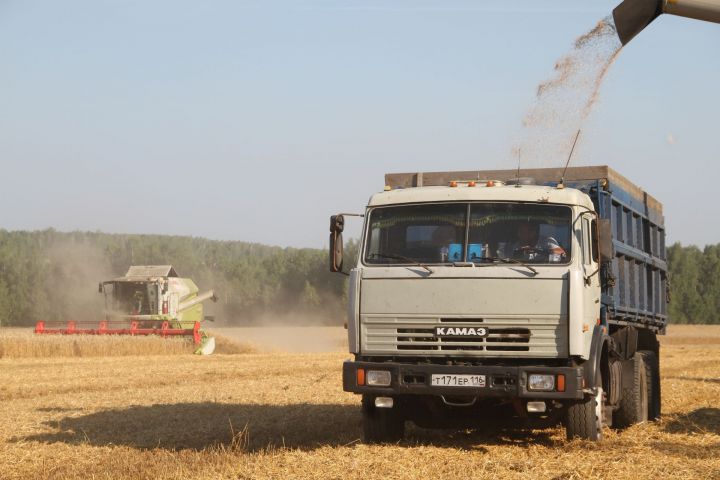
[[0, 325, 717, 480]]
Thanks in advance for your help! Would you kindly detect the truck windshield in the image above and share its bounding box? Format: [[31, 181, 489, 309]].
[[365, 203, 572, 265]]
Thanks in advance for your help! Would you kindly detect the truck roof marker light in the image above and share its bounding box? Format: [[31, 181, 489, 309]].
[[557, 374, 566, 392], [486, 180, 495, 187], [468, 181, 476, 187], [357, 368, 366, 386], [449, 181, 458, 187]]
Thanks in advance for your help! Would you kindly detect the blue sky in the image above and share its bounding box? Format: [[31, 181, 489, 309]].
[[1, 0, 718, 247]]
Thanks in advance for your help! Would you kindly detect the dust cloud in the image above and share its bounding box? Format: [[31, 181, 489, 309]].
[[515, 16, 622, 168], [40, 241, 114, 323], [211, 326, 346, 353], [210, 311, 343, 327]]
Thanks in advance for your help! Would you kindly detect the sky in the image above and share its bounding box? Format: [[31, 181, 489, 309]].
[[0, 0, 718, 248]]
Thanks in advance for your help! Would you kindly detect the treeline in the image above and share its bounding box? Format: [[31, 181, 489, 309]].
[[0, 229, 357, 326], [667, 243, 720, 324], [0, 230, 716, 326]]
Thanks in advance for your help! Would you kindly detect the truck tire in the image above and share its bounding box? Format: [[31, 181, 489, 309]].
[[614, 353, 648, 428], [361, 395, 405, 444], [565, 368, 605, 441], [639, 350, 661, 420]]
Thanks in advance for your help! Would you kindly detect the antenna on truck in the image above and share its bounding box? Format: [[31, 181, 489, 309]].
[[557, 129, 581, 189], [515, 147, 522, 188]]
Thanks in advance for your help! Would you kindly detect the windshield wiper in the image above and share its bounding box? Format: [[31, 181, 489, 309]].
[[369, 253, 434, 275], [477, 256, 538, 276]]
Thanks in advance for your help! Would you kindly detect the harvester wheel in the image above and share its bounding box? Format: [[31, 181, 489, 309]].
[[361, 395, 404, 444]]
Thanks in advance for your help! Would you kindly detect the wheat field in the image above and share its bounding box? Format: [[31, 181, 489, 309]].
[[0, 325, 718, 479], [0, 329, 256, 358]]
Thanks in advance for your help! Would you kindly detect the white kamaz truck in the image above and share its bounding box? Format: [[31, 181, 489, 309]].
[[330, 166, 667, 442]]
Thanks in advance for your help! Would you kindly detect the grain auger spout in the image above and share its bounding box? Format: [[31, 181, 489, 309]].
[[35, 265, 219, 355], [614, 0, 720, 44], [179, 290, 218, 313]]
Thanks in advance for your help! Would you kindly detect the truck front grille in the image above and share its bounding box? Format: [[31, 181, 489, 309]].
[[362, 316, 566, 357], [396, 327, 531, 351]]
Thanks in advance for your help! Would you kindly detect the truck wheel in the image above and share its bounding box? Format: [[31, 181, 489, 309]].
[[614, 352, 648, 428], [361, 395, 405, 444], [639, 350, 661, 420], [565, 368, 605, 441]]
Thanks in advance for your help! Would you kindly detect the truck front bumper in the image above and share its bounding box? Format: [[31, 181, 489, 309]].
[[343, 360, 584, 400]]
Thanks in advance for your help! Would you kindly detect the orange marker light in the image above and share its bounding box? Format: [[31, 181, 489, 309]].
[[468, 181, 476, 187], [357, 368, 365, 386], [557, 374, 566, 392], [486, 180, 495, 187], [449, 181, 458, 187]]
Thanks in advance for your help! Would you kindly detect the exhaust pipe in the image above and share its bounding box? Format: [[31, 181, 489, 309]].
[[613, 0, 720, 44]]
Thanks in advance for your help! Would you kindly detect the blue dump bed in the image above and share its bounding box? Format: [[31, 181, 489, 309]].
[[561, 167, 667, 333], [385, 166, 668, 333]]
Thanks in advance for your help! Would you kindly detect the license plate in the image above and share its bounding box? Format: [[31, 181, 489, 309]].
[[431, 374, 486, 387]]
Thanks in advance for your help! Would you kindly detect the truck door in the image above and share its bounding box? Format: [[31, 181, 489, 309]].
[[581, 215, 601, 328]]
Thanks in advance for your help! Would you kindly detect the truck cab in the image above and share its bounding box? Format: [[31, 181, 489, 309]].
[[331, 167, 666, 442]]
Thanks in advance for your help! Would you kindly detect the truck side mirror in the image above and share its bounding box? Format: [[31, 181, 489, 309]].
[[329, 215, 345, 273], [598, 218, 613, 261]]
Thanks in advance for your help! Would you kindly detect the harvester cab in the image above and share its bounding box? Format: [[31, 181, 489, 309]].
[[36, 265, 218, 355], [99, 265, 217, 328]]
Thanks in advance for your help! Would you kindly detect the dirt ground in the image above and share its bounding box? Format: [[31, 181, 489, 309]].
[[0, 325, 718, 479]]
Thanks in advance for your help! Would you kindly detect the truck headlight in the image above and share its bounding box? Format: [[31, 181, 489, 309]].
[[528, 374, 555, 391], [366, 370, 392, 387]]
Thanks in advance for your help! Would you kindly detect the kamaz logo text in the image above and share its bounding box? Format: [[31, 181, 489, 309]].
[[434, 327, 488, 337]]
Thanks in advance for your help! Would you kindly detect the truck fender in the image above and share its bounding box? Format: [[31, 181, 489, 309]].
[[583, 325, 609, 389]]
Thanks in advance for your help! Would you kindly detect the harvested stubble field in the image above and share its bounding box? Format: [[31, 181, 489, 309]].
[[0, 325, 718, 480]]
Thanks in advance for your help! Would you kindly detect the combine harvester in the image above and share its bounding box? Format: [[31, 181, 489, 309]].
[[35, 265, 218, 355]]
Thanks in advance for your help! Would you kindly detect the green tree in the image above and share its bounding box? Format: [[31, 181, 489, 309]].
[[0, 278, 11, 327], [300, 280, 321, 309]]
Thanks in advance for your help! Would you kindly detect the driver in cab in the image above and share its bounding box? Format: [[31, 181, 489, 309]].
[[511, 221, 567, 263]]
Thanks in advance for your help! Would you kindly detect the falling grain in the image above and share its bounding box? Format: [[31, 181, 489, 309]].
[[517, 16, 622, 168]]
